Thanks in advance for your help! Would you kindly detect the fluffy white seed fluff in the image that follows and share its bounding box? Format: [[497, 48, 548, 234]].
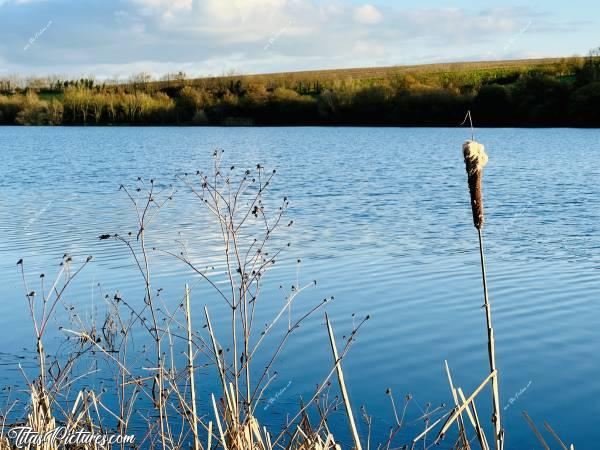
[[462, 140, 488, 174]]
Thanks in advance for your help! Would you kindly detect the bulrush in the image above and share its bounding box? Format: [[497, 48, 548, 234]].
[[464, 137, 503, 450], [462, 140, 488, 229]]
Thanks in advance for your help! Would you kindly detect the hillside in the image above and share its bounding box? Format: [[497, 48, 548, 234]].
[[145, 57, 578, 92], [1, 56, 600, 126]]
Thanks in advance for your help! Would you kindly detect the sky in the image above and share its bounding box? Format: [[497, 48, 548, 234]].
[[0, 0, 598, 79]]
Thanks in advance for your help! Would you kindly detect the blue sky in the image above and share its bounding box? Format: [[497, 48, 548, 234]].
[[0, 0, 598, 79]]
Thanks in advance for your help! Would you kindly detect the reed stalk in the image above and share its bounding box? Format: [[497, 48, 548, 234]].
[[437, 370, 496, 438], [185, 284, 201, 450], [458, 388, 489, 450], [444, 360, 471, 450], [544, 421, 569, 450], [325, 313, 362, 450], [522, 412, 549, 450]]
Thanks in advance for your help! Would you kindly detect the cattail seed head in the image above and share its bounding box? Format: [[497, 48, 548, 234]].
[[462, 140, 488, 229]]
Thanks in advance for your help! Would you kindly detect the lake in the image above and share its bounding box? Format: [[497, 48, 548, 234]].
[[0, 126, 598, 448]]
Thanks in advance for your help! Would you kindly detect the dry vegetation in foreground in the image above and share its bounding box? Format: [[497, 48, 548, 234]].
[[0, 149, 576, 450]]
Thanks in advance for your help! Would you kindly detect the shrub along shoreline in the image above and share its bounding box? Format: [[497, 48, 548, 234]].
[[2, 56, 600, 127]]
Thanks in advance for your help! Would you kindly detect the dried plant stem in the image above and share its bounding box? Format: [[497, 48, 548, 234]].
[[185, 285, 201, 450], [543, 421, 569, 450], [207, 421, 213, 450], [204, 306, 236, 430], [412, 413, 447, 448], [212, 394, 229, 450], [437, 370, 496, 439], [458, 388, 489, 450], [325, 313, 362, 450], [444, 361, 470, 450], [10, 162, 365, 450], [477, 229, 503, 450], [522, 412, 549, 450], [132, 180, 169, 450]]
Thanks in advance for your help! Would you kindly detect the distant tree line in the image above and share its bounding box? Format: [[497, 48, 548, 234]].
[[2, 53, 600, 126]]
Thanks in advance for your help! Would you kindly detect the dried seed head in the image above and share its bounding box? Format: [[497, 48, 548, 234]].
[[462, 140, 488, 229]]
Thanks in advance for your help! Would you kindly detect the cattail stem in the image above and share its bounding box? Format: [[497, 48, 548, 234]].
[[478, 223, 503, 450]]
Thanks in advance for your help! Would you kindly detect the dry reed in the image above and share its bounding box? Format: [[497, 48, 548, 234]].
[[1, 153, 367, 450]]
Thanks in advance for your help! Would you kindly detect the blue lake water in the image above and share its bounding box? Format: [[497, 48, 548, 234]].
[[0, 126, 598, 448]]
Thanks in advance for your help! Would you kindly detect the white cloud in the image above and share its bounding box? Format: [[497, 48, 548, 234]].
[[354, 4, 382, 25], [0, 0, 42, 4], [132, 0, 191, 8], [131, 0, 192, 18], [142, 0, 324, 46], [1, 0, 587, 78], [353, 40, 385, 57], [205, 0, 287, 23]]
